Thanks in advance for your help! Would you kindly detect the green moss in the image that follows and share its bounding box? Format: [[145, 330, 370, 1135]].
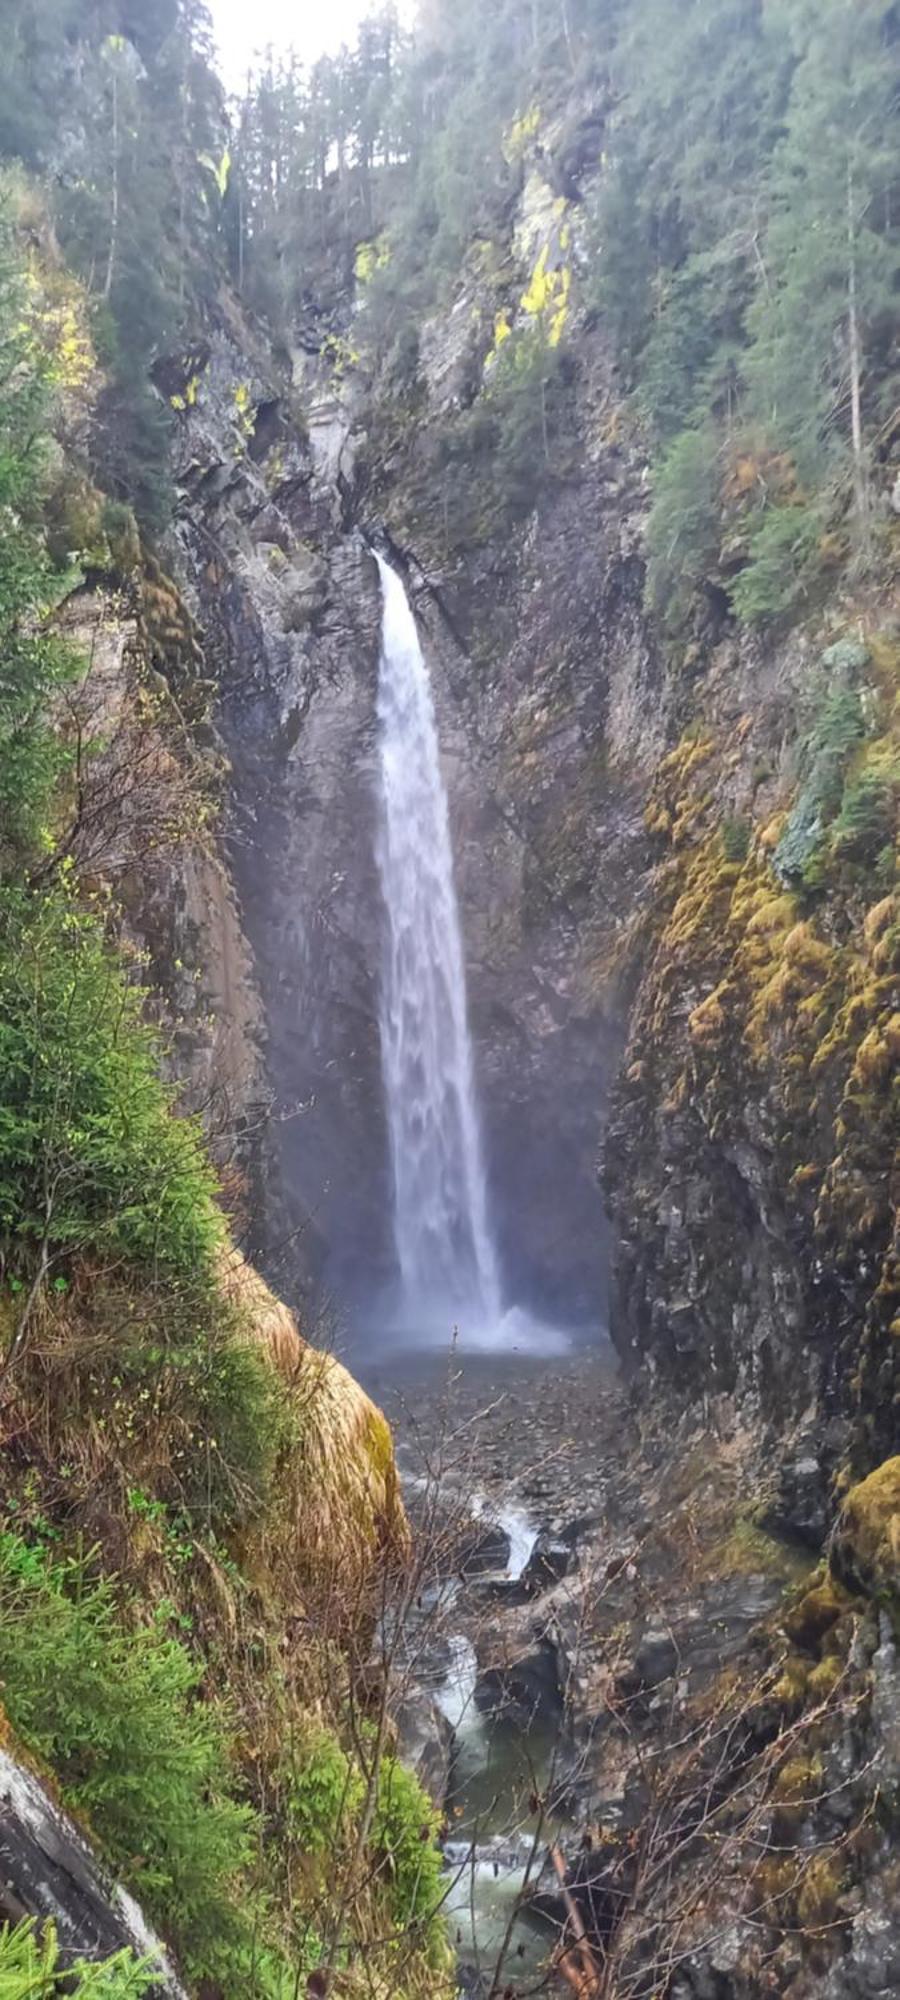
[[795, 1850, 845, 1928], [833, 1456, 900, 1602], [783, 1574, 848, 1651], [714, 1515, 813, 1584]]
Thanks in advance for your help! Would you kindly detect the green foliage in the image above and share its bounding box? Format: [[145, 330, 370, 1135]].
[[284, 1734, 445, 1965], [728, 502, 824, 625], [288, 1729, 362, 1856], [0, 3, 227, 530], [0, 1534, 265, 1988], [0, 1919, 155, 1997], [645, 426, 720, 626], [371, 1756, 445, 1956], [745, 0, 900, 512], [487, 327, 570, 518], [774, 684, 866, 884], [592, 0, 900, 623], [0, 213, 79, 857], [721, 815, 751, 864], [0, 883, 224, 1279], [829, 762, 899, 865]]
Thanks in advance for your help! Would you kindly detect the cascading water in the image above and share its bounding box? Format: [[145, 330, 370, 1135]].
[[373, 552, 501, 1328]]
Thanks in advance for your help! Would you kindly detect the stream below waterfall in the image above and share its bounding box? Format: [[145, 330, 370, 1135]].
[[435, 1526, 567, 1992], [360, 1343, 620, 1995]]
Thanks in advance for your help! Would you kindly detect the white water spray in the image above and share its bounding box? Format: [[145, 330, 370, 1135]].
[[374, 553, 501, 1325]]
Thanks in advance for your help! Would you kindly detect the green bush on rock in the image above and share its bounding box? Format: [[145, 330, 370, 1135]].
[[0, 882, 224, 1280], [0, 1534, 275, 1991]]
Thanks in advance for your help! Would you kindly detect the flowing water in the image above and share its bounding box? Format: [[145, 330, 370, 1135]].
[[433, 1517, 564, 1990], [374, 553, 501, 1326]]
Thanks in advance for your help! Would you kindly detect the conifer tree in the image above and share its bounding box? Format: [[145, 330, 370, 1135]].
[[747, 0, 900, 537]]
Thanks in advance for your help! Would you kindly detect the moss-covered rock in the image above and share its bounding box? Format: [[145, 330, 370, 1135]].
[[831, 1457, 900, 1605]]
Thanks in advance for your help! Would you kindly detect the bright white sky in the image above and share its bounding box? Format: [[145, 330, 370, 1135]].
[[210, 0, 371, 90]]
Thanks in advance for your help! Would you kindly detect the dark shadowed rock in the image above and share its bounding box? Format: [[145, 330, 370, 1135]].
[[457, 1520, 513, 1578], [519, 1532, 575, 1597], [475, 1627, 563, 1727], [0, 1749, 186, 1992]]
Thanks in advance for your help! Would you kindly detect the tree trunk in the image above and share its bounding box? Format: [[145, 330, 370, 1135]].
[[846, 154, 868, 537], [104, 65, 119, 301]]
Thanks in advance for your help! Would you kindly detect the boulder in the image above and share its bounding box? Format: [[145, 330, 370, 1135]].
[[0, 1748, 186, 1993], [761, 1451, 831, 1550], [519, 1532, 574, 1597], [395, 1694, 453, 1809], [475, 1618, 563, 1727], [633, 1624, 678, 1688], [457, 1520, 512, 1578]]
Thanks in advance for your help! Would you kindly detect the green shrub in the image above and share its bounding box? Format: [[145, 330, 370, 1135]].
[[645, 425, 721, 626], [721, 815, 751, 863], [371, 1756, 445, 1957], [829, 763, 899, 865], [288, 1728, 362, 1857], [0, 884, 224, 1280], [0, 1919, 155, 1996], [728, 502, 822, 624], [774, 686, 866, 884], [0, 217, 80, 858], [0, 1534, 274, 1989]]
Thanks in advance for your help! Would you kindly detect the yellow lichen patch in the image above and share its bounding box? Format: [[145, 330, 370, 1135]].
[[807, 1653, 844, 1701], [519, 242, 571, 346], [833, 1456, 900, 1599], [354, 234, 390, 285], [503, 101, 541, 161], [759, 811, 788, 850], [745, 921, 837, 1054], [853, 1017, 900, 1088], [320, 331, 361, 378], [644, 732, 716, 838], [782, 1574, 849, 1651], [863, 891, 900, 975]]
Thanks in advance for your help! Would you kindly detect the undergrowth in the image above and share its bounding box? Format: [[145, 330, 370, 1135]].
[[0, 1534, 277, 1992], [0, 1919, 154, 1997], [0, 881, 224, 1281]]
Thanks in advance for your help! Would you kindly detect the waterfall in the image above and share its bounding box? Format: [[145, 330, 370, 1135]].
[[373, 553, 501, 1327]]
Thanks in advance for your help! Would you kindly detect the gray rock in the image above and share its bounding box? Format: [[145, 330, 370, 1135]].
[[475, 1631, 563, 1727], [0, 1749, 186, 1992], [395, 1694, 453, 1809], [633, 1624, 678, 1687], [760, 1450, 831, 1549]]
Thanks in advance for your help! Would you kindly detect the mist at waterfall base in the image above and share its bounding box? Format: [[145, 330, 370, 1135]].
[[370, 553, 570, 1360]]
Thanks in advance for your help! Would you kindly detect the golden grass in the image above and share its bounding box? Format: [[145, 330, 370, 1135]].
[[219, 1246, 410, 1621]]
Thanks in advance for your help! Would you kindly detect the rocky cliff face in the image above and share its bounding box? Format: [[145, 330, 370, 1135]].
[[149, 214, 663, 1332], [147, 114, 895, 1462]]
